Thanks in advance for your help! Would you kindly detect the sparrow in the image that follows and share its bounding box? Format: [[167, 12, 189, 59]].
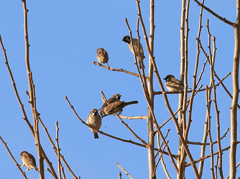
[[97, 48, 109, 68], [122, 35, 145, 69], [87, 109, 102, 139], [20, 151, 38, 172], [164, 74, 184, 92], [100, 100, 138, 117], [102, 94, 122, 108]]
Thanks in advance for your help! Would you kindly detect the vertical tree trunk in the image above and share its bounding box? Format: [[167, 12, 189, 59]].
[[147, 0, 156, 179], [229, 1, 240, 177]]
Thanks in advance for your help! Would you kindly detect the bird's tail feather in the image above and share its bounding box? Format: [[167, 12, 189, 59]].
[[124, 101, 138, 106], [139, 61, 145, 69], [94, 133, 99, 139]]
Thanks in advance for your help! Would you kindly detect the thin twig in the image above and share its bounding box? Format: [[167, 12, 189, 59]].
[[61, 164, 66, 179], [119, 115, 147, 120], [210, 34, 224, 178], [119, 172, 122, 179], [0, 136, 27, 179], [38, 117, 78, 178], [185, 146, 230, 167], [206, 86, 215, 178], [196, 59, 207, 86], [55, 121, 62, 179], [214, 73, 240, 109], [152, 143, 168, 178], [116, 163, 134, 179], [198, 39, 240, 107], [47, 168, 54, 178], [215, 154, 219, 179], [154, 129, 170, 158], [156, 131, 171, 179], [93, 61, 148, 81], [193, 0, 235, 27], [187, 128, 229, 145]]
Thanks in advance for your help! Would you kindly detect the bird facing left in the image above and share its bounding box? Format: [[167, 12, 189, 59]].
[[122, 35, 145, 69], [86, 109, 102, 139], [163, 74, 184, 92], [20, 151, 38, 172]]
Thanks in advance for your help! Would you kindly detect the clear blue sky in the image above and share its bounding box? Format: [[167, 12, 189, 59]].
[[0, 0, 238, 178]]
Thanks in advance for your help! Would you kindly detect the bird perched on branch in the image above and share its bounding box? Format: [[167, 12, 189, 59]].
[[100, 100, 138, 117], [164, 74, 184, 92], [97, 48, 109, 68], [102, 94, 122, 108], [122, 35, 145, 69], [87, 109, 102, 139], [20, 151, 38, 172]]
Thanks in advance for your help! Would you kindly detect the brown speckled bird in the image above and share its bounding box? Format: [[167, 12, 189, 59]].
[[20, 151, 38, 172], [122, 35, 145, 69], [102, 94, 122, 108], [100, 100, 138, 117], [97, 48, 109, 68], [87, 109, 102, 139], [164, 74, 184, 92]]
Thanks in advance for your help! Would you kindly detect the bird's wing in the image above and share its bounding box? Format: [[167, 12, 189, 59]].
[[171, 78, 184, 86], [106, 101, 123, 113], [27, 153, 37, 167], [102, 97, 114, 107], [103, 51, 109, 60], [132, 40, 144, 59]]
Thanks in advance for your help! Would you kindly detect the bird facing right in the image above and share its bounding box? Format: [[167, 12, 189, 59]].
[[100, 100, 138, 117], [96, 48, 109, 68], [164, 74, 184, 92], [20, 151, 38, 172], [101, 93, 122, 108], [86, 109, 102, 139]]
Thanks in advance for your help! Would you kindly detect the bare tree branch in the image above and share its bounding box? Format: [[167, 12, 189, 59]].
[[21, 1, 44, 177], [187, 128, 229, 145], [0, 136, 27, 179], [116, 163, 134, 179], [193, 0, 235, 27], [0, 34, 58, 179], [38, 117, 78, 178], [55, 121, 62, 179], [93, 61, 148, 81], [119, 115, 147, 120]]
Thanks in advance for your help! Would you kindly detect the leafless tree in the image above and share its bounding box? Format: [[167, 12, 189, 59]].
[[0, 0, 239, 179]]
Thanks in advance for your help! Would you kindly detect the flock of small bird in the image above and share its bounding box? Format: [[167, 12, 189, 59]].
[[88, 35, 184, 139], [19, 36, 184, 173], [86, 94, 138, 139]]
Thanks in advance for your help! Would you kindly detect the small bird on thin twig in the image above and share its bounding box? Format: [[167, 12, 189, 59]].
[[87, 109, 102, 139], [97, 48, 109, 68], [122, 35, 145, 69], [100, 100, 138, 117], [102, 94, 122, 108], [164, 74, 184, 92], [20, 151, 38, 172]]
